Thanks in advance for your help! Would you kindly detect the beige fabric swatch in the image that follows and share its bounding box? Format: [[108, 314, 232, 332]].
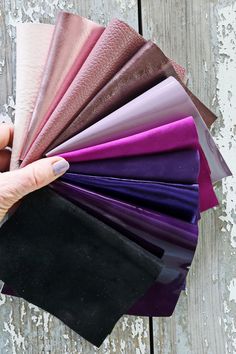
[[10, 23, 54, 170]]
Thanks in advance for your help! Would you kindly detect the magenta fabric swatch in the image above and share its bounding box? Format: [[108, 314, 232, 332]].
[[21, 19, 146, 166], [47, 77, 230, 183], [21, 12, 104, 158], [57, 117, 218, 212]]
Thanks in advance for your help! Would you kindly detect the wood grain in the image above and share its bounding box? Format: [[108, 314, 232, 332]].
[[141, 0, 236, 353]]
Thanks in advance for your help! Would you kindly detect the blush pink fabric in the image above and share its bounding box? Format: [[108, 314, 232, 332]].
[[57, 117, 218, 212], [21, 18, 146, 167], [10, 23, 54, 170], [21, 12, 104, 159]]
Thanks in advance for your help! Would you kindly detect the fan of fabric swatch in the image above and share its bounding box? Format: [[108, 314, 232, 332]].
[[0, 11, 231, 348]]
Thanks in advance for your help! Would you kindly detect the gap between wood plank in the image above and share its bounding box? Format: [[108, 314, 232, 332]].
[[137, 0, 143, 35]]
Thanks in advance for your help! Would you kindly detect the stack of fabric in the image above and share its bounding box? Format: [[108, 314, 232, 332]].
[[0, 12, 230, 347]]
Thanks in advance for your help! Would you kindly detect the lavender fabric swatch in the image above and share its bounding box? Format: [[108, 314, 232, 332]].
[[52, 181, 199, 316], [10, 23, 54, 170], [21, 12, 104, 158], [21, 19, 146, 166], [68, 149, 200, 184], [61, 174, 199, 223], [48, 77, 230, 183]]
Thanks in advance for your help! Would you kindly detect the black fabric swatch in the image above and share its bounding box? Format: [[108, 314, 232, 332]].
[[0, 187, 162, 347]]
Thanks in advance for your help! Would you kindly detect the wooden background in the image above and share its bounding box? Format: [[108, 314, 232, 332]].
[[0, 0, 235, 353]]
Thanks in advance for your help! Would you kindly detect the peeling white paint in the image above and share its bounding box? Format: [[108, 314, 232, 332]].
[[3, 310, 25, 354], [228, 278, 236, 303], [214, 2, 236, 354]]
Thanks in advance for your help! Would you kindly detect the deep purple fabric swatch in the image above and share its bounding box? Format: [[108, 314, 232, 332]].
[[68, 149, 199, 184], [61, 174, 199, 224]]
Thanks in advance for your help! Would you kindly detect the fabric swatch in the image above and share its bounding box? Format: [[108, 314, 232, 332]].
[[61, 174, 199, 223], [21, 19, 146, 166], [68, 149, 200, 184], [47, 77, 230, 183], [21, 12, 104, 157], [0, 187, 162, 346], [10, 23, 54, 170], [49, 41, 185, 149], [53, 117, 218, 211], [52, 181, 198, 316], [50, 40, 215, 150]]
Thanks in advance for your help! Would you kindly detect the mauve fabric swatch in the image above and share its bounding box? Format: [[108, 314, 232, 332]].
[[55, 117, 218, 211], [48, 77, 230, 183], [49, 40, 186, 149], [52, 181, 199, 316], [0, 187, 163, 346], [61, 174, 199, 223], [21, 19, 145, 166], [68, 149, 200, 184], [10, 23, 54, 170], [22, 12, 104, 158]]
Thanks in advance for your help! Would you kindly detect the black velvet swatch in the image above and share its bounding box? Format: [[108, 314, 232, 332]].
[[0, 187, 162, 347]]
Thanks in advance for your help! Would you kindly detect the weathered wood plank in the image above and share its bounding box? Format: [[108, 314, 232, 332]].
[[0, 1, 152, 353], [141, 0, 236, 353]]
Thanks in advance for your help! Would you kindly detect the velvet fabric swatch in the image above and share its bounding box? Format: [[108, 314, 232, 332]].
[[68, 149, 200, 184], [10, 23, 54, 170], [48, 77, 230, 183], [55, 117, 218, 211], [52, 181, 199, 316], [22, 12, 104, 158], [21, 19, 146, 166], [0, 187, 163, 346], [61, 174, 199, 223]]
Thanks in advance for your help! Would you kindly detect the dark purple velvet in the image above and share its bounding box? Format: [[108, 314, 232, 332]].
[[61, 174, 199, 224], [51, 181, 199, 316], [69, 149, 199, 184]]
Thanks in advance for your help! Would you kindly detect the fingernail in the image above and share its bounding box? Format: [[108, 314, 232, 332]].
[[52, 159, 70, 176]]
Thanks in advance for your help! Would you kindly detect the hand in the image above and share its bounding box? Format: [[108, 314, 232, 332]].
[[0, 123, 69, 222]]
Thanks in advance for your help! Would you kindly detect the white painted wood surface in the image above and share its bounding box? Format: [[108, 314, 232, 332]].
[[0, 0, 235, 353], [141, 1, 236, 353]]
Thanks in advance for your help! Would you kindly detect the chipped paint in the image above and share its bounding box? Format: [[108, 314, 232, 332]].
[[3, 310, 25, 354], [214, 1, 236, 354]]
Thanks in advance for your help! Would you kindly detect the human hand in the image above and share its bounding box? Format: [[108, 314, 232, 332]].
[[0, 123, 69, 222]]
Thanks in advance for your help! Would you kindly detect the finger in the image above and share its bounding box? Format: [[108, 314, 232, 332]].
[[0, 149, 11, 172], [0, 157, 69, 221], [0, 123, 14, 149]]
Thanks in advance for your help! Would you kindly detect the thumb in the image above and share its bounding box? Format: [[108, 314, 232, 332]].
[[0, 157, 69, 222]]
